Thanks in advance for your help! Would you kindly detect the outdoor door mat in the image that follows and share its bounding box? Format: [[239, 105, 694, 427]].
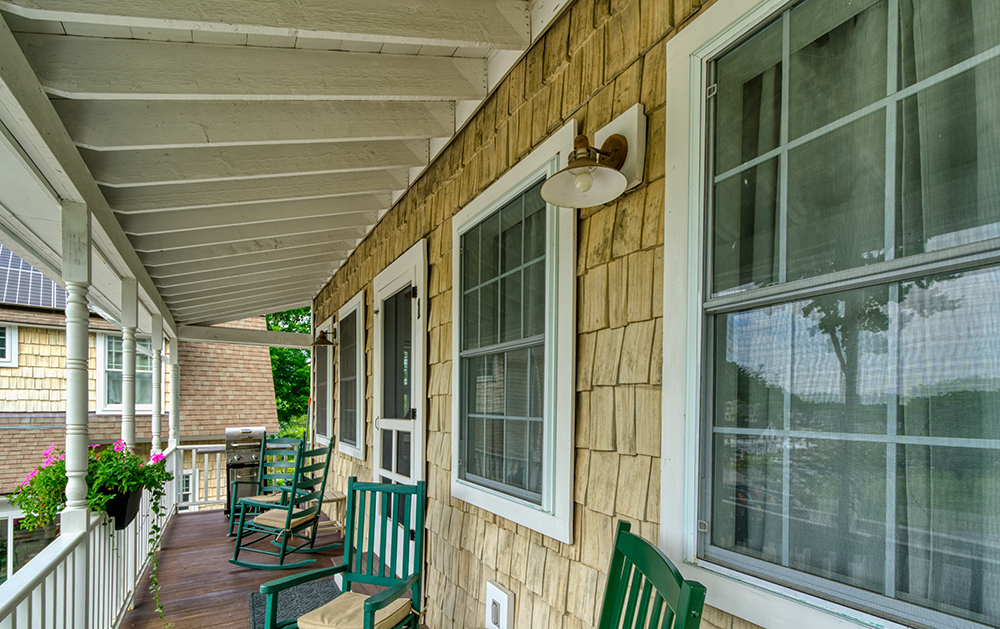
[[248, 579, 341, 629]]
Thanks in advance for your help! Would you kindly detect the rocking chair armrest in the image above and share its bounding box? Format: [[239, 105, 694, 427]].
[[259, 562, 349, 595], [363, 572, 420, 613]]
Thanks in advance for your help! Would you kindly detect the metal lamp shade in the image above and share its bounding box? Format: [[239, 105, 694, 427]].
[[541, 162, 628, 208]]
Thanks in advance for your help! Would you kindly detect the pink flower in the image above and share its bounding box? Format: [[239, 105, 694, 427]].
[[42, 442, 56, 458], [59, 453, 66, 461], [149, 453, 165, 464], [89, 444, 101, 448], [22, 469, 38, 486], [113, 440, 127, 452]]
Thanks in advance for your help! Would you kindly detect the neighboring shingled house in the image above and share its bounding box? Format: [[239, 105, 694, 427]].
[[0, 244, 279, 495]]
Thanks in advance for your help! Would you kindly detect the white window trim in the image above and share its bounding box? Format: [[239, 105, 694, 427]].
[[372, 240, 427, 486], [0, 324, 18, 368], [450, 119, 577, 544], [337, 290, 366, 460], [663, 2, 913, 629], [96, 332, 157, 415], [314, 316, 334, 446]]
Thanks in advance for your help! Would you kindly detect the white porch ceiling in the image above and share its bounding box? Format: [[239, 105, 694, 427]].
[[0, 0, 564, 330]]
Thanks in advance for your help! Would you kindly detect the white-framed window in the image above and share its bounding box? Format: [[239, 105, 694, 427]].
[[338, 290, 366, 460], [96, 332, 154, 414], [0, 324, 18, 368], [666, 1, 1000, 628], [313, 317, 333, 445], [451, 120, 577, 544]]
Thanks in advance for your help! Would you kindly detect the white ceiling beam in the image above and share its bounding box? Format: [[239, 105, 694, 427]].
[[129, 213, 376, 253], [16, 33, 488, 100], [156, 260, 337, 292], [176, 324, 312, 349], [2, 0, 529, 50], [145, 243, 350, 279], [169, 283, 320, 311], [160, 271, 332, 302], [118, 194, 390, 236], [184, 299, 314, 326], [137, 233, 360, 267], [0, 17, 177, 335], [104, 169, 408, 213], [84, 140, 429, 187], [53, 100, 455, 150]]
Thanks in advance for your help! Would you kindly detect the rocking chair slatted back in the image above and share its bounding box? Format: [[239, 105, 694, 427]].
[[597, 521, 706, 629], [343, 478, 424, 593]]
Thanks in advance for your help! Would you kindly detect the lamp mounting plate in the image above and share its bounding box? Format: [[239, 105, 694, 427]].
[[598, 134, 628, 170]]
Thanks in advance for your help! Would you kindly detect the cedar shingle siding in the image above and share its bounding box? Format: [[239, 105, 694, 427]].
[[313, 0, 760, 627]]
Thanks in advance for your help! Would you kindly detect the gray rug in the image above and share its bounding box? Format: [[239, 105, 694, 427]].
[[248, 578, 341, 629]]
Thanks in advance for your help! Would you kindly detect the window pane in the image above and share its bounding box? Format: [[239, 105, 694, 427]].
[[136, 338, 153, 371], [340, 309, 358, 446], [381, 429, 393, 472], [786, 112, 886, 281], [899, 0, 1000, 88], [505, 349, 529, 418], [315, 345, 328, 437], [479, 213, 501, 284], [107, 336, 123, 370], [897, 59, 1000, 256], [106, 370, 122, 405], [715, 19, 783, 174], [479, 280, 499, 347], [396, 431, 411, 478], [463, 229, 480, 289], [788, 0, 887, 139], [341, 312, 357, 379], [463, 289, 480, 351], [1, 326, 8, 360], [501, 271, 523, 343], [382, 286, 412, 420], [899, 266, 1000, 440], [712, 159, 780, 294], [501, 197, 523, 272], [524, 199, 546, 262], [788, 441, 887, 593], [894, 445, 1000, 626], [504, 419, 529, 490], [528, 346, 544, 419], [136, 372, 152, 405]]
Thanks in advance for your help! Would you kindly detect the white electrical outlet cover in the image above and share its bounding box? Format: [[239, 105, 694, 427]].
[[485, 580, 515, 629]]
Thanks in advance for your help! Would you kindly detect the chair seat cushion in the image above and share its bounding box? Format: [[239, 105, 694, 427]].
[[253, 508, 315, 530], [249, 493, 283, 503], [298, 591, 412, 629]]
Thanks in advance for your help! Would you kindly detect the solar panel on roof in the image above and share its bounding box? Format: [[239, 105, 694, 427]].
[[0, 244, 67, 310]]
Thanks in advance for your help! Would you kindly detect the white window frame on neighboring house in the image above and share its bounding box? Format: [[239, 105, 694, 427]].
[[451, 119, 577, 544], [665, 1, 1000, 629], [337, 290, 366, 460], [96, 332, 155, 415], [313, 317, 334, 446], [0, 324, 18, 368]]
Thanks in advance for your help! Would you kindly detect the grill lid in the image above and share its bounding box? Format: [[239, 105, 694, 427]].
[[225, 426, 265, 464]]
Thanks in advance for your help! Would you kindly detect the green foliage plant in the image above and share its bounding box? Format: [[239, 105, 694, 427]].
[[10, 441, 174, 627]]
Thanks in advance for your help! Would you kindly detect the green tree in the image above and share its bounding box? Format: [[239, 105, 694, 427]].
[[265, 307, 311, 438]]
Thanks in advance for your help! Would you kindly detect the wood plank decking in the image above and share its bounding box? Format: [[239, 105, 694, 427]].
[[121, 510, 377, 629]]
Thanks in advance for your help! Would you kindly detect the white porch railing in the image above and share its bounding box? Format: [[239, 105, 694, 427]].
[[0, 445, 179, 629], [175, 444, 227, 511]]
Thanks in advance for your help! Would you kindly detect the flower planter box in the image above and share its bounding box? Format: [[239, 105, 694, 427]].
[[104, 488, 143, 530]]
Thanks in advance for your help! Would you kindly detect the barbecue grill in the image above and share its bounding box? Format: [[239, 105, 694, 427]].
[[224, 426, 265, 517]]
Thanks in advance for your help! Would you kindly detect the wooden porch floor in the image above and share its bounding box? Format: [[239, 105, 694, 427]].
[[121, 510, 376, 629]]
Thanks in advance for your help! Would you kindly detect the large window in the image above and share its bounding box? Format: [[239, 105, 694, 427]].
[[701, 1, 1000, 628], [338, 291, 365, 460], [98, 333, 153, 412], [314, 321, 333, 444], [451, 121, 576, 543], [0, 325, 17, 368]]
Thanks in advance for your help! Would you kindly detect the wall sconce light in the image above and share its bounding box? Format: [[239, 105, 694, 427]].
[[541, 133, 629, 207], [312, 330, 335, 346], [541, 104, 647, 208]]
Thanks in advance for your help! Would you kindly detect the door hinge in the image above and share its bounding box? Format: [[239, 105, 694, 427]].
[[408, 407, 417, 420], [409, 528, 416, 542], [706, 83, 718, 100], [405, 287, 418, 299]]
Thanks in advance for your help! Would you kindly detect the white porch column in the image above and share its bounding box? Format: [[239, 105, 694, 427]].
[[168, 338, 180, 449], [151, 316, 163, 454], [60, 200, 90, 627], [120, 277, 137, 451]]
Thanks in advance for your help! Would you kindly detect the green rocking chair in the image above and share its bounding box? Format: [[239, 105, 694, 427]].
[[258, 477, 426, 629], [228, 436, 303, 537], [597, 521, 707, 629], [230, 441, 338, 570]]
